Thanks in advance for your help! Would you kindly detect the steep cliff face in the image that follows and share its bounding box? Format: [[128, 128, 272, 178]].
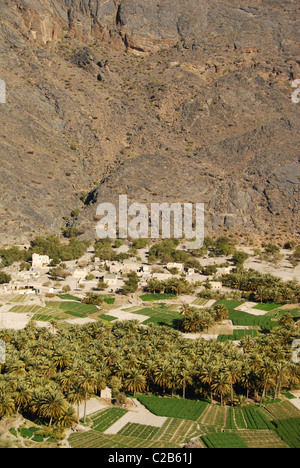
[[0, 0, 299, 245], [8, 0, 300, 53]]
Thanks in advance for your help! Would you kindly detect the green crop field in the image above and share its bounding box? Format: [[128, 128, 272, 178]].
[[9, 300, 102, 323], [199, 404, 273, 430], [68, 397, 300, 449], [117, 423, 159, 440], [262, 400, 300, 421], [99, 313, 117, 322], [214, 300, 281, 330], [56, 294, 81, 301], [130, 305, 183, 328], [201, 429, 288, 449], [139, 293, 177, 302], [10, 295, 28, 303], [202, 432, 248, 448], [45, 301, 99, 317], [272, 418, 300, 448], [90, 408, 127, 432], [9, 304, 53, 314], [137, 395, 208, 421], [69, 416, 200, 448], [253, 303, 282, 311], [217, 329, 260, 341]]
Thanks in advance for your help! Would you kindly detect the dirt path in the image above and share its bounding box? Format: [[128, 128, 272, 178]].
[[104, 399, 167, 435]]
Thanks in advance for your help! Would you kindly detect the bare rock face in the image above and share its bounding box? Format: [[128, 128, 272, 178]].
[[115, 0, 208, 52], [0, 0, 299, 244]]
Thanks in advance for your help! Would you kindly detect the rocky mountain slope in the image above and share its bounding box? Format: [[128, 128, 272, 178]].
[[0, 0, 299, 245]]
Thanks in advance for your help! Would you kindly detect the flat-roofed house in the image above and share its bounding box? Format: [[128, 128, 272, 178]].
[[152, 272, 173, 281], [211, 281, 223, 290], [100, 273, 118, 287], [32, 254, 50, 268], [166, 262, 184, 273], [100, 387, 112, 400]]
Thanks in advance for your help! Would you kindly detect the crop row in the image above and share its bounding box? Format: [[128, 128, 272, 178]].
[[118, 423, 159, 440], [242, 407, 273, 430], [91, 408, 127, 432], [272, 418, 300, 448], [201, 433, 248, 448], [199, 405, 272, 431]]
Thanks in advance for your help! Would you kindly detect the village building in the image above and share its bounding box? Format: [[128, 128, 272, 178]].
[[186, 273, 206, 284], [121, 260, 141, 274], [88, 270, 105, 280], [100, 386, 112, 400], [216, 266, 234, 276], [102, 273, 118, 287], [0, 283, 14, 293], [32, 254, 50, 268], [166, 262, 184, 273], [211, 281, 223, 291], [72, 268, 88, 279], [100, 273, 118, 288], [106, 261, 124, 274], [152, 272, 174, 281]]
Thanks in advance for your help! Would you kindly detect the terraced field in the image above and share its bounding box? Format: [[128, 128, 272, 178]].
[[9, 304, 67, 321], [192, 298, 209, 306], [45, 301, 99, 317], [128, 304, 183, 328], [214, 300, 300, 331], [68, 397, 300, 449], [199, 404, 273, 431], [198, 400, 300, 448], [91, 408, 128, 432], [6, 296, 101, 322], [69, 415, 200, 449]]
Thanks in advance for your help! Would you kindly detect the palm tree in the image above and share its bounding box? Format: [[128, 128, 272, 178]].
[[57, 405, 78, 428], [36, 389, 68, 426], [67, 384, 85, 421], [6, 359, 27, 377], [153, 360, 171, 394], [178, 359, 194, 399], [240, 363, 255, 402], [211, 371, 230, 406], [279, 313, 294, 328], [142, 357, 156, 392], [57, 369, 78, 395], [77, 369, 98, 423], [273, 361, 288, 399], [259, 358, 275, 406], [213, 304, 229, 322], [226, 362, 242, 406], [51, 348, 71, 373], [36, 357, 57, 380], [13, 380, 32, 414], [123, 369, 146, 396], [200, 363, 219, 403], [0, 391, 15, 418], [255, 286, 269, 303], [179, 303, 193, 318]]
